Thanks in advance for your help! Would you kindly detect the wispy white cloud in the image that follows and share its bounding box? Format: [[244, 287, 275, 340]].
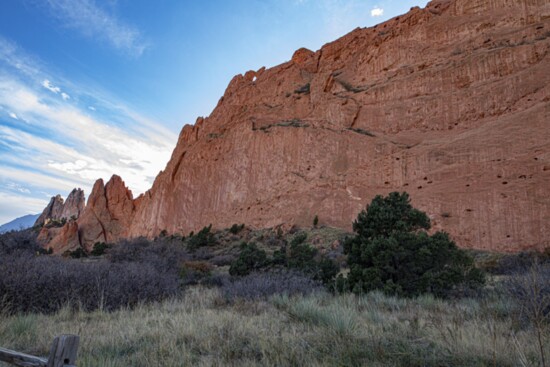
[[9, 112, 18, 120], [371, 7, 384, 17], [0, 79, 176, 195], [0, 37, 43, 79], [6, 182, 31, 194], [42, 79, 71, 101], [41, 0, 149, 56], [42, 79, 61, 94]]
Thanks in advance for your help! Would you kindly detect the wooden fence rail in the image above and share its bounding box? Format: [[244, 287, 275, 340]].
[[0, 335, 79, 367]]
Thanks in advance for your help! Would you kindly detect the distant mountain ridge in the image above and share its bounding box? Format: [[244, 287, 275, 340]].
[[0, 214, 40, 233]]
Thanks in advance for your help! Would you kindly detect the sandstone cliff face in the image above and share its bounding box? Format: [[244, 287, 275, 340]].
[[35, 195, 64, 226], [40, 0, 550, 253], [37, 221, 81, 254], [60, 188, 85, 220], [35, 189, 85, 226], [76, 175, 135, 251], [35, 188, 86, 252], [128, 0, 550, 252]]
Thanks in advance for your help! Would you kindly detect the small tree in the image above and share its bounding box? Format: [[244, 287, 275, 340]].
[[67, 247, 88, 259], [229, 223, 245, 235], [286, 232, 339, 286], [229, 242, 269, 276], [313, 215, 319, 227], [91, 242, 110, 256], [343, 192, 484, 297], [287, 232, 316, 271], [187, 224, 215, 251]]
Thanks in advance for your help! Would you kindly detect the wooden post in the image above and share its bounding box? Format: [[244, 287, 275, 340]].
[[0, 334, 79, 367], [46, 335, 79, 367]]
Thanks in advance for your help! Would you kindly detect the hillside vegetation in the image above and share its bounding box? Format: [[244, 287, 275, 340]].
[[0, 193, 548, 366]]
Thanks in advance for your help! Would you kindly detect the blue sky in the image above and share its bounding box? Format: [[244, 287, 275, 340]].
[[0, 0, 428, 224]]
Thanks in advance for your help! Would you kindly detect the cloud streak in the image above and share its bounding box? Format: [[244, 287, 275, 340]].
[[0, 36, 176, 224], [0, 77, 176, 195], [41, 0, 148, 56]]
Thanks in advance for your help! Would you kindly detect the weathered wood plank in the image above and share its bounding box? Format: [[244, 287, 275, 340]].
[[0, 334, 79, 367], [0, 347, 47, 367], [46, 335, 79, 367]]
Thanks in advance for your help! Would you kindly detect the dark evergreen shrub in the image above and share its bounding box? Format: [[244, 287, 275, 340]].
[[187, 224, 215, 251], [342, 192, 484, 298], [67, 247, 88, 259], [229, 242, 269, 276], [229, 223, 245, 234], [287, 237, 317, 272], [91, 242, 110, 256], [272, 246, 287, 266], [316, 257, 340, 285], [284, 232, 339, 286]]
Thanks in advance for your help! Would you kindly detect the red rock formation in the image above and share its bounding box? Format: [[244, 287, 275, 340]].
[[126, 0, 550, 253], [35, 189, 85, 226], [43, 0, 550, 253], [35, 195, 64, 226], [76, 175, 135, 250], [60, 188, 85, 220], [35, 189, 86, 252], [36, 177, 135, 252], [37, 221, 81, 254]]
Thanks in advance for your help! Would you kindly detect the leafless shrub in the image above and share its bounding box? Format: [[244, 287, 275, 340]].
[[109, 236, 191, 273], [495, 251, 547, 275], [0, 228, 41, 255], [0, 252, 180, 314], [506, 260, 550, 367]]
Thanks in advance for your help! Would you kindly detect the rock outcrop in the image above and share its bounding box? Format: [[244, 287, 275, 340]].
[[35, 188, 85, 252], [60, 188, 85, 220], [76, 175, 135, 251], [37, 221, 81, 254], [36, 176, 135, 252], [41, 0, 550, 253], [35, 189, 85, 226], [35, 195, 64, 226]]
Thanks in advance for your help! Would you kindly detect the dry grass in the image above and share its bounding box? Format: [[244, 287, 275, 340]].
[[1, 287, 547, 367]]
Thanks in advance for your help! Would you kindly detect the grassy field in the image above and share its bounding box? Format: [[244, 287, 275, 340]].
[[1, 286, 546, 367], [0, 225, 548, 366]]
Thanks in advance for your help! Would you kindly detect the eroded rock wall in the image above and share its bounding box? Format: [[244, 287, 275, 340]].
[[41, 0, 550, 253], [128, 0, 550, 252]]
